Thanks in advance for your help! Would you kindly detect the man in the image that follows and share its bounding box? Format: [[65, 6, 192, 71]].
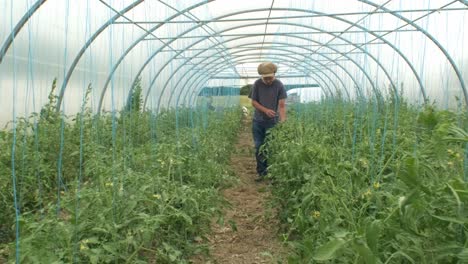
[[249, 62, 287, 181]]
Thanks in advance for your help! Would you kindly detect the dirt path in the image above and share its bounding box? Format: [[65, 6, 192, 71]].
[[193, 118, 285, 264]]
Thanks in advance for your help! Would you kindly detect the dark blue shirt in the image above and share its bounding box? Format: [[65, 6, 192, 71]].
[[249, 78, 287, 123]]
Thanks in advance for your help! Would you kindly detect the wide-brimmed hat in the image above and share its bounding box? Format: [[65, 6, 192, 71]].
[[257, 62, 277, 77]]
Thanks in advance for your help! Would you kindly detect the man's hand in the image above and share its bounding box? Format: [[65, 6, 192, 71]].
[[263, 109, 276, 118], [252, 100, 276, 118]]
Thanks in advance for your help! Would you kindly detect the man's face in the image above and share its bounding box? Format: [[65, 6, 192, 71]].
[[262, 75, 275, 86]]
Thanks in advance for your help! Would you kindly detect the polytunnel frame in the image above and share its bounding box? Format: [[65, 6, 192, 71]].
[[146, 34, 361, 112], [116, 7, 436, 111], [104, 3, 465, 108], [97, 4, 420, 112], [0, 0, 47, 64], [163, 46, 362, 111], [162, 41, 369, 108], [139, 16, 419, 111], [93, 0, 239, 113], [149, 29, 379, 108], [168, 56, 339, 111], [1, 1, 467, 108], [97, 0, 242, 110], [156, 0, 240, 76], [157, 20, 406, 109], [360, 0, 468, 104], [174, 53, 340, 99], [61, 0, 223, 113], [174, 45, 376, 111], [181, 55, 360, 110], [180, 58, 337, 111], [176, 2, 468, 107], [189, 50, 346, 96], [174, 53, 361, 109], [96, 3, 468, 108], [175, 48, 351, 101], [184, 63, 326, 109], [83, 4, 454, 110]]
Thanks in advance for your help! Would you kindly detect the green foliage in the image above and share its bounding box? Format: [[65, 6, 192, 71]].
[[240, 84, 252, 96], [0, 80, 243, 263], [267, 98, 468, 263], [126, 78, 143, 112]]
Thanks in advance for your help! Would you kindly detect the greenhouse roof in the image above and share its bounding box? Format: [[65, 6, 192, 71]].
[[1, 0, 467, 122]]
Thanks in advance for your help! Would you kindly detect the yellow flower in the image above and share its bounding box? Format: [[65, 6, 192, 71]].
[[373, 182, 380, 189], [153, 194, 161, 199], [312, 211, 320, 219], [105, 182, 113, 187], [362, 189, 372, 199], [80, 239, 89, 251], [455, 153, 461, 159], [447, 149, 454, 155], [359, 158, 369, 169]]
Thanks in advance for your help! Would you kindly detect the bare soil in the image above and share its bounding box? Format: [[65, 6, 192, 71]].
[[192, 118, 286, 264]]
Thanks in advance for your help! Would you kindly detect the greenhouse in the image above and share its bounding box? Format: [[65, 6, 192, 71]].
[[1, 0, 468, 263]]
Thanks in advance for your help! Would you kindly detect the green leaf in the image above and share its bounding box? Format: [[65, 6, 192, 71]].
[[353, 241, 379, 264], [334, 230, 349, 238], [313, 238, 347, 261], [432, 215, 468, 224], [366, 220, 381, 254], [398, 189, 420, 214], [399, 157, 420, 188], [458, 248, 468, 261], [102, 243, 117, 255]]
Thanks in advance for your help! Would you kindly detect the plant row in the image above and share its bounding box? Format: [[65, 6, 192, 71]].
[[0, 80, 242, 263], [267, 96, 468, 263]]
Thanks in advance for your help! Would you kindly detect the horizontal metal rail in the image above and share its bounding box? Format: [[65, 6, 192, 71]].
[[143, 29, 418, 40], [112, 7, 468, 24]]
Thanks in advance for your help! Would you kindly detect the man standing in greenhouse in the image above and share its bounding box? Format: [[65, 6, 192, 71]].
[[249, 62, 287, 181]]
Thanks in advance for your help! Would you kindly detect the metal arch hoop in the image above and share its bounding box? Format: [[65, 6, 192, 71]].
[[0, 0, 47, 64], [174, 66, 330, 114], [152, 29, 387, 112], [54, 1, 213, 112], [159, 49, 346, 109], [96, 1, 231, 113], [175, 52, 342, 107], [165, 20, 402, 109], [178, 59, 337, 111], [180, 55, 355, 110], [175, 39, 377, 105], [156, 50, 348, 112], [168, 46, 366, 109], [133, 8, 424, 112], [175, 49, 365, 111], [93, 6, 424, 113], [3, 1, 463, 107], [185, 67, 326, 109], [168, 56, 339, 110], [54, 0, 145, 111], [359, 0, 468, 105], [174, 53, 349, 107], [142, 23, 383, 112]]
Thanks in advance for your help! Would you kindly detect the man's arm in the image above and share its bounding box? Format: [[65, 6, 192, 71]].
[[278, 99, 286, 122], [252, 100, 276, 118]]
